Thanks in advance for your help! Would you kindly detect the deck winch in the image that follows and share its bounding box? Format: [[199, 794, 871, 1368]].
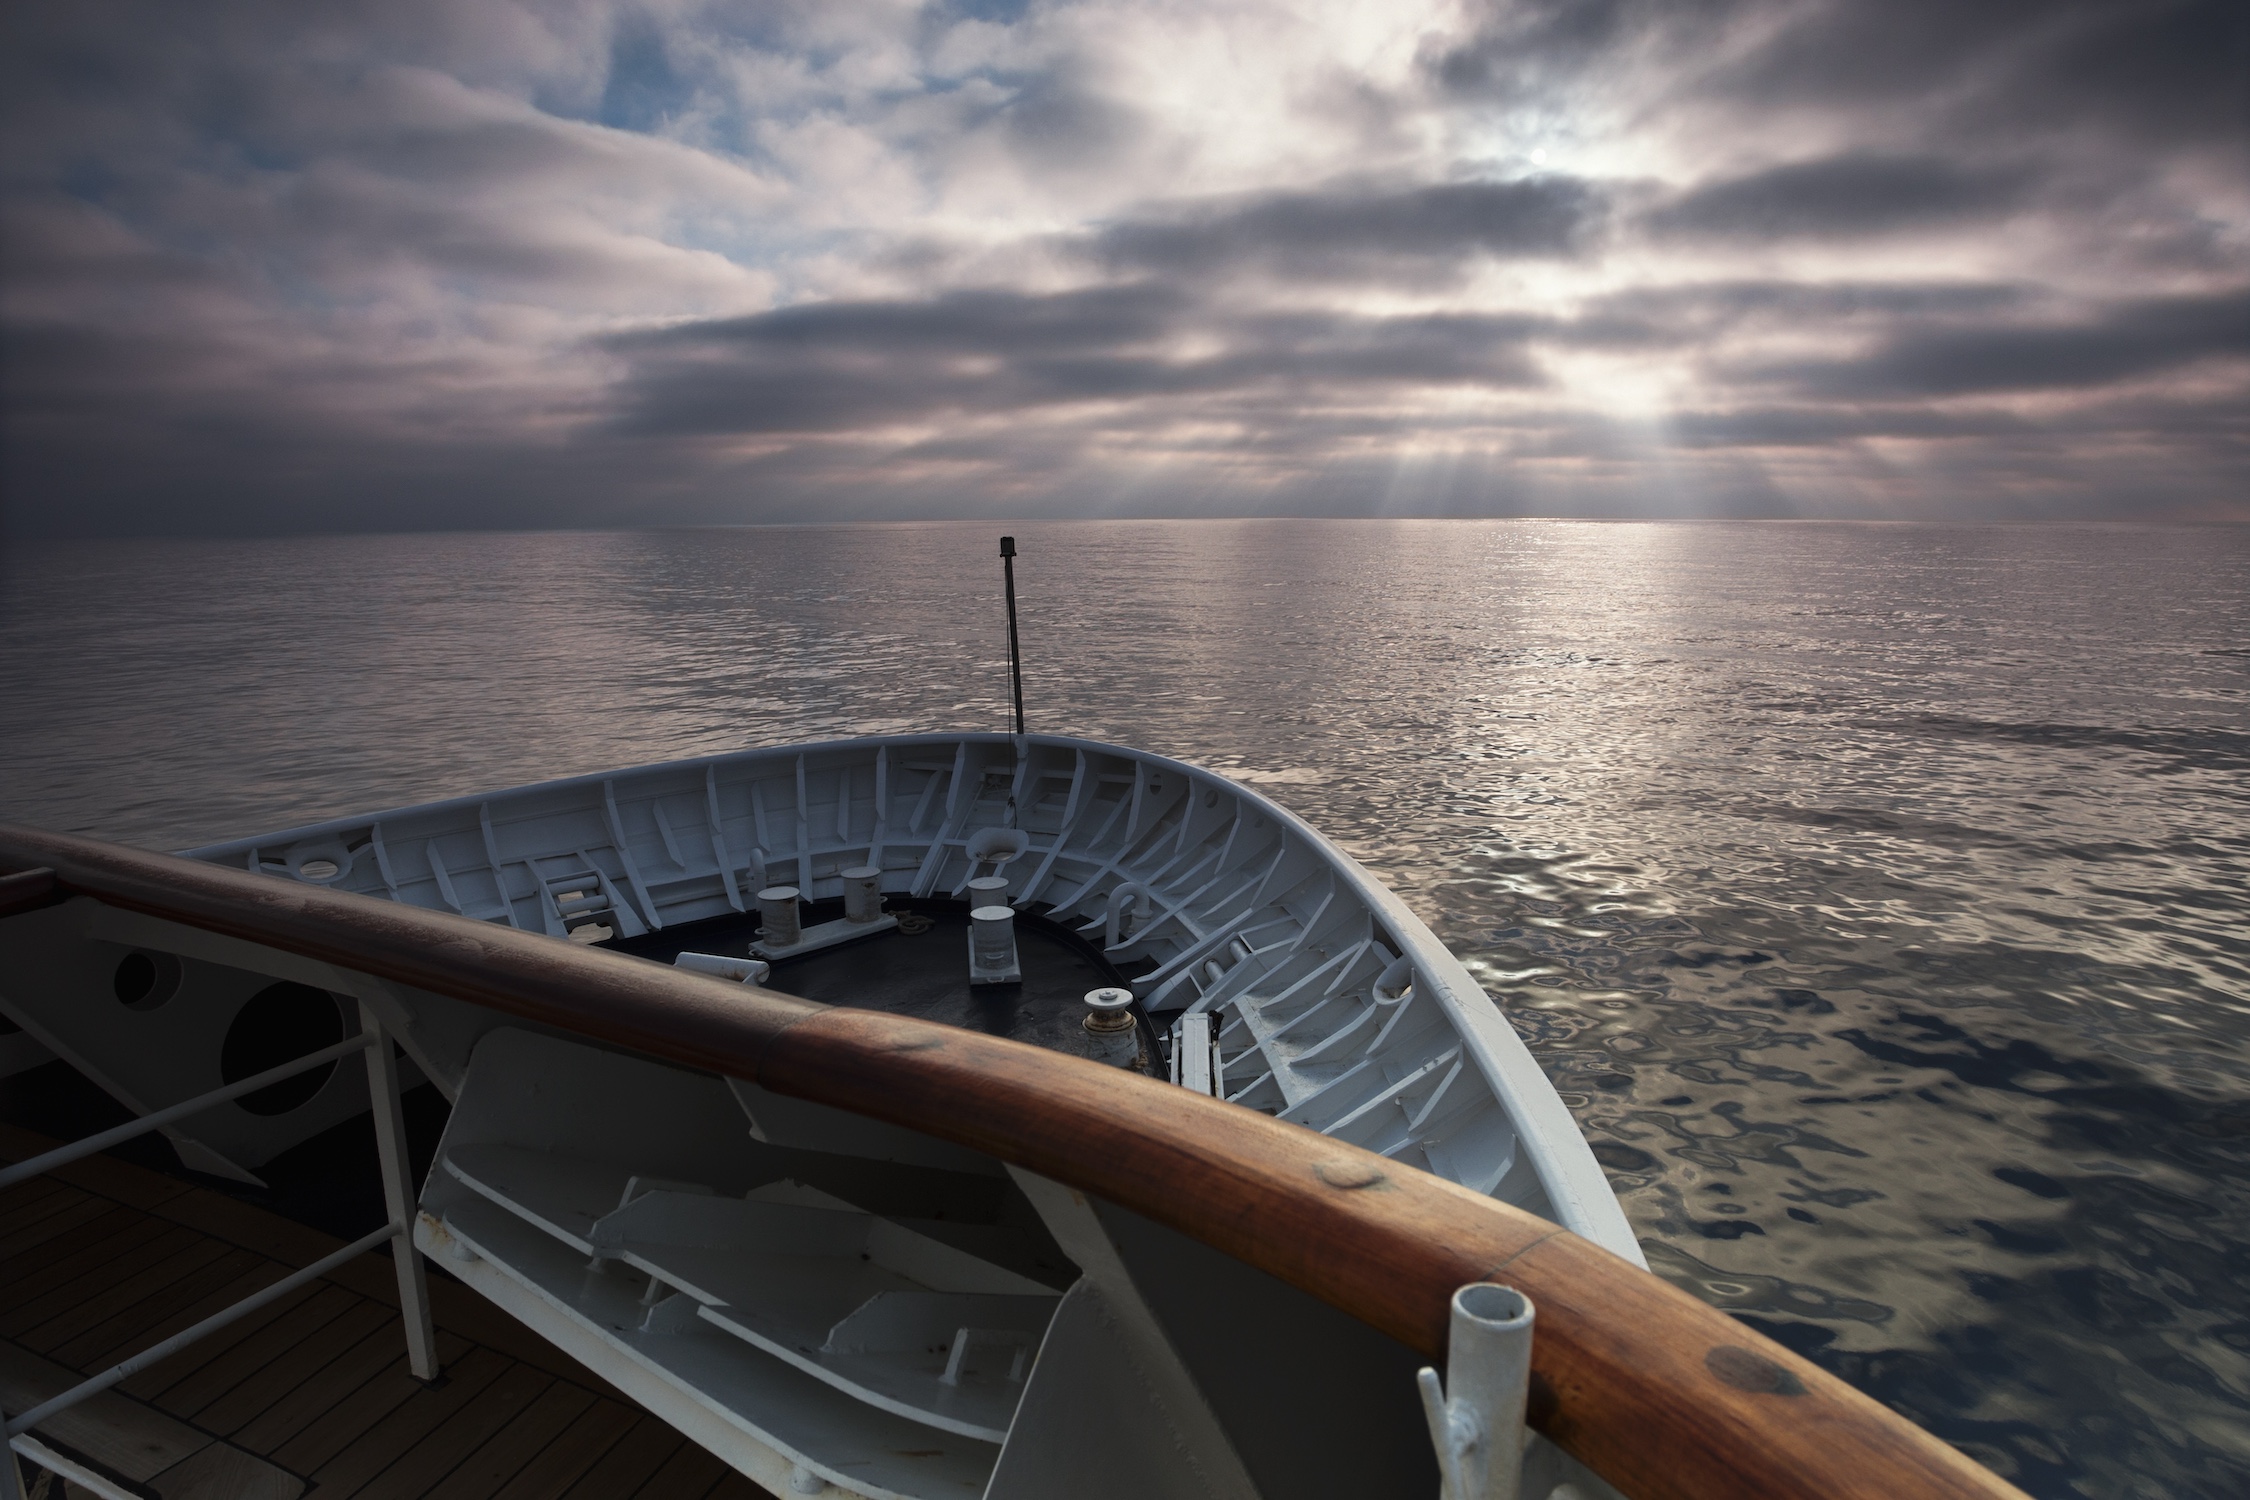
[[1081, 986, 1139, 1068]]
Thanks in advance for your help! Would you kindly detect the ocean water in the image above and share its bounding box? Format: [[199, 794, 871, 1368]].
[[3, 519, 2247, 1497]]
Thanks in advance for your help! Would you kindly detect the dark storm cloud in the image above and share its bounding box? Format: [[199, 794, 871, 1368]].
[[1424, 0, 1756, 102], [1427, 0, 2247, 154], [1750, 287, 2250, 398], [614, 282, 1188, 361], [1665, 406, 2039, 449], [1089, 177, 1607, 280], [1555, 279, 2038, 354], [1590, 279, 2033, 325], [603, 285, 1549, 435], [1708, 0, 2248, 148], [1647, 155, 2035, 241]]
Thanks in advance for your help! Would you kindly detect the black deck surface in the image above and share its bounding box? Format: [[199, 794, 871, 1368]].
[[608, 898, 1164, 1074]]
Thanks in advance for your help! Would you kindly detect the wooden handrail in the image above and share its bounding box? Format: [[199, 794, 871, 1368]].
[[0, 824, 2023, 1500]]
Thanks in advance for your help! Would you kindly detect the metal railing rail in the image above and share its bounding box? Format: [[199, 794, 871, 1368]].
[[0, 908, 436, 1500], [0, 1032, 373, 1194], [0, 825, 2029, 1500]]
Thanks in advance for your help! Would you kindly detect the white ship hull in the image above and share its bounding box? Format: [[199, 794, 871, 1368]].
[[189, 733, 1639, 1262], [5, 733, 1645, 1500]]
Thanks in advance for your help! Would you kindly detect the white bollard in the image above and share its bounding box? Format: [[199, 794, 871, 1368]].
[[1082, 987, 1139, 1068], [965, 874, 1011, 908], [968, 904, 1021, 984], [1417, 1283, 1534, 1500], [842, 866, 884, 924], [757, 886, 802, 949]]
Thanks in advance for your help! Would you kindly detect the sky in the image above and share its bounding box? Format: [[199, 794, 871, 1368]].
[[2, 0, 2245, 535]]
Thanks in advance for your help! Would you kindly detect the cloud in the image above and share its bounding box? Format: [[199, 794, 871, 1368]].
[[1089, 176, 1607, 280], [1647, 155, 2034, 241], [1422, 0, 1759, 104], [1664, 405, 2038, 449], [997, 71, 1150, 173], [601, 284, 1550, 436], [1748, 287, 2250, 398], [1577, 280, 2035, 341], [1705, 0, 2248, 150], [0, 0, 2244, 535]]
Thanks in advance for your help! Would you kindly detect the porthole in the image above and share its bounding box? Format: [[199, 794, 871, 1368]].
[[221, 983, 345, 1115], [114, 950, 184, 1011]]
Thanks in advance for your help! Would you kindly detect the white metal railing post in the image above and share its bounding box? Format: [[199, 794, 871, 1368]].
[[359, 999, 438, 1381], [0, 1014, 414, 1470]]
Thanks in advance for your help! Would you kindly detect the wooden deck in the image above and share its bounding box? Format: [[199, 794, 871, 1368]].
[[0, 1125, 774, 1500]]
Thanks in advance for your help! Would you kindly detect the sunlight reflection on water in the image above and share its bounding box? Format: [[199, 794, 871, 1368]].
[[4, 519, 2248, 1498]]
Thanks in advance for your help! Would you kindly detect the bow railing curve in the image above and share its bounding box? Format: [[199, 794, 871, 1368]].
[[0, 823, 2024, 1500]]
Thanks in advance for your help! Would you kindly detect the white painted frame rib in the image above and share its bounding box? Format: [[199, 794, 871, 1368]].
[[368, 824, 400, 900], [793, 756, 813, 893], [866, 747, 890, 873], [601, 781, 663, 931], [478, 804, 524, 931], [424, 840, 464, 915], [706, 765, 746, 913], [651, 800, 688, 871]]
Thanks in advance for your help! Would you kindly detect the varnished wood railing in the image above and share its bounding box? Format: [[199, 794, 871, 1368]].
[[0, 824, 2025, 1500]]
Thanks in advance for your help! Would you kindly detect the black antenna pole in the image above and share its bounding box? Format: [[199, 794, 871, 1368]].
[[1000, 536, 1026, 736]]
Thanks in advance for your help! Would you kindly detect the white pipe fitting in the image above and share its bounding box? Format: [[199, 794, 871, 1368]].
[[672, 952, 771, 986], [842, 865, 884, 924], [1417, 1283, 1534, 1500], [965, 826, 1030, 868], [1105, 882, 1153, 949], [756, 886, 802, 949]]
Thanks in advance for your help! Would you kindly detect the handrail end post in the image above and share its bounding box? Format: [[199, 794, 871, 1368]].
[[1418, 1283, 1535, 1500]]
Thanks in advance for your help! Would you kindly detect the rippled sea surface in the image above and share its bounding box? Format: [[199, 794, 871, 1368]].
[[5, 520, 2248, 1497]]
